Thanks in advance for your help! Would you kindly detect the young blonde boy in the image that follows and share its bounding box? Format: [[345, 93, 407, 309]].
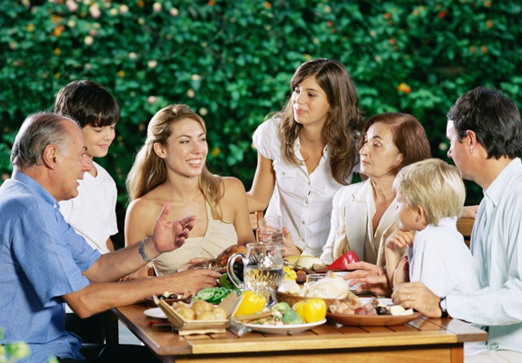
[[385, 158, 479, 297]]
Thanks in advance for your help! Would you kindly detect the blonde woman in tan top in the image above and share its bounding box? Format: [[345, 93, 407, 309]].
[[125, 105, 254, 277]]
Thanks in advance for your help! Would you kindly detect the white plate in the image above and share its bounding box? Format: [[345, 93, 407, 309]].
[[240, 319, 326, 334], [144, 307, 167, 319]]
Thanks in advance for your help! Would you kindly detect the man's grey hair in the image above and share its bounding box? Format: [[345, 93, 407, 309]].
[[11, 112, 77, 170]]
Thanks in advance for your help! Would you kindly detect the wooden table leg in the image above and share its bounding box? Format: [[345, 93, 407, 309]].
[[105, 310, 119, 345]]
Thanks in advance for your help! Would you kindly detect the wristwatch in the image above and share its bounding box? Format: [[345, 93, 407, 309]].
[[439, 296, 449, 318], [139, 237, 157, 263]]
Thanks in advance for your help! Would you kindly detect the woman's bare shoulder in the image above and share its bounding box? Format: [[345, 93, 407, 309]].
[[127, 195, 165, 218], [221, 176, 246, 192]]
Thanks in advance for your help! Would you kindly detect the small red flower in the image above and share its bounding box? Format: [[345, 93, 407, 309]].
[[438, 9, 448, 19]]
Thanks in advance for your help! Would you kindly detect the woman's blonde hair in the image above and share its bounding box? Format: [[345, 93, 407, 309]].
[[394, 158, 466, 226], [272, 58, 365, 185], [126, 104, 224, 218]]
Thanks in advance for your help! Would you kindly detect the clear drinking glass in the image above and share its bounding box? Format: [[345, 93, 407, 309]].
[[258, 216, 285, 245]]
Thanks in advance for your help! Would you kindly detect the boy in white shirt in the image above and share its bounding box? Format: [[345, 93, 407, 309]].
[[54, 80, 120, 345], [385, 158, 479, 297], [55, 80, 120, 253]]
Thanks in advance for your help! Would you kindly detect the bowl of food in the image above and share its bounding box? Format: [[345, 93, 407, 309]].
[[276, 271, 361, 310]]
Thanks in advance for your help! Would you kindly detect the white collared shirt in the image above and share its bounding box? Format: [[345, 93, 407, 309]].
[[253, 118, 356, 256], [409, 217, 479, 297], [320, 179, 398, 266], [448, 158, 522, 353], [59, 161, 118, 254]]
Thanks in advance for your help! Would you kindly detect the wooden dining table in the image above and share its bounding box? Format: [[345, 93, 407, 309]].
[[112, 303, 487, 363]]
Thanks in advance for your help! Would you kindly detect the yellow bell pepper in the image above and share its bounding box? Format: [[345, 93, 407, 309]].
[[293, 298, 327, 323], [284, 266, 297, 281], [233, 290, 267, 317]]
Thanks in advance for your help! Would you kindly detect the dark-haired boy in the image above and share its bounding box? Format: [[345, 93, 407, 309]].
[[55, 80, 119, 253]]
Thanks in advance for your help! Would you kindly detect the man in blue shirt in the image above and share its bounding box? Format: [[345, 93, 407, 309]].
[[393, 87, 522, 362], [0, 113, 220, 363]]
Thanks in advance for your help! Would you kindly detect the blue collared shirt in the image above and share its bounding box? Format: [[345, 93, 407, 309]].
[[0, 171, 100, 363]]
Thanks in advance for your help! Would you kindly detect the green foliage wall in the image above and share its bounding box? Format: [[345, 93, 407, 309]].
[[2, 0, 521, 213]]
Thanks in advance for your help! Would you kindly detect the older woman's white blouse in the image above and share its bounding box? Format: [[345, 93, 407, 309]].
[[320, 179, 399, 267], [253, 118, 356, 256]]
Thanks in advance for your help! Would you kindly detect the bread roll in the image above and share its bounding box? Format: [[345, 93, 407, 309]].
[[197, 310, 217, 320], [212, 307, 227, 320], [191, 300, 213, 316], [177, 306, 196, 320]]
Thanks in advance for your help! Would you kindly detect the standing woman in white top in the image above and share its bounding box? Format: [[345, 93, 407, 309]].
[[247, 58, 365, 256]]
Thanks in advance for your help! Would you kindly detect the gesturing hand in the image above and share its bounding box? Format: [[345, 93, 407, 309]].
[[152, 204, 196, 254]]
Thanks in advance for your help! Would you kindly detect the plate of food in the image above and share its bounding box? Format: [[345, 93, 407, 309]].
[[240, 319, 326, 334], [326, 298, 421, 326], [144, 307, 167, 319], [233, 300, 326, 334]]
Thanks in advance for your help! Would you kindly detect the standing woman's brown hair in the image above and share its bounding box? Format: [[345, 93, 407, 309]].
[[279, 58, 365, 184]]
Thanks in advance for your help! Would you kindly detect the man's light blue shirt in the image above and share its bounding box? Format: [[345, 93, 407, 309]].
[[448, 158, 522, 353], [0, 171, 101, 363]]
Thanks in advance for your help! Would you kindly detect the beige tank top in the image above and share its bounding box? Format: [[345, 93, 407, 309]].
[[153, 202, 238, 274]]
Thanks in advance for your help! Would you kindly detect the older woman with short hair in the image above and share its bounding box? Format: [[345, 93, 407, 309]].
[[319, 112, 431, 267]]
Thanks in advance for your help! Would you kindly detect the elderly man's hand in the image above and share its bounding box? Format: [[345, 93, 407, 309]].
[[151, 204, 196, 254], [342, 261, 392, 297], [391, 281, 443, 318], [164, 269, 221, 297]]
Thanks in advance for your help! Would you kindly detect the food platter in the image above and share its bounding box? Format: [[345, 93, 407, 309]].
[[147, 292, 242, 336], [326, 298, 421, 327], [239, 319, 327, 334], [326, 312, 421, 326]]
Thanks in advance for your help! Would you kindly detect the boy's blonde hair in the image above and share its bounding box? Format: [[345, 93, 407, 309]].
[[394, 158, 465, 226]]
